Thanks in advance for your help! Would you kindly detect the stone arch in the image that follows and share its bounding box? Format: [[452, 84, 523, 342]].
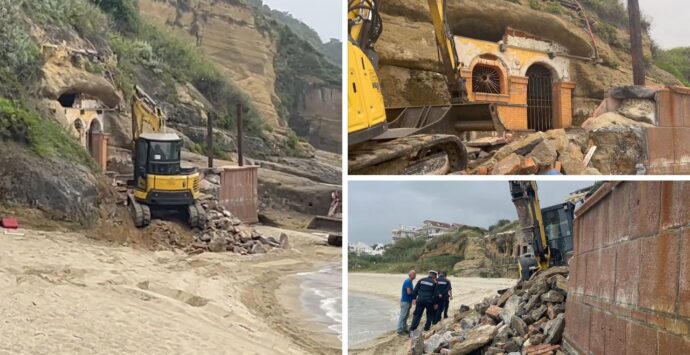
[[468, 55, 510, 95], [520, 60, 560, 81], [87, 118, 103, 155]]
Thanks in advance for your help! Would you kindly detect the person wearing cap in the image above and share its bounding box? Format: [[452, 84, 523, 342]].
[[434, 271, 452, 323], [397, 269, 416, 335], [409, 270, 439, 332]]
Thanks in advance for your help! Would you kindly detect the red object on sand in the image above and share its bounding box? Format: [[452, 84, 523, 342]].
[[1, 217, 19, 229]]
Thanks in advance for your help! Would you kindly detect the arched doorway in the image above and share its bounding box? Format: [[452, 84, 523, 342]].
[[87, 119, 102, 157], [526, 64, 553, 131]]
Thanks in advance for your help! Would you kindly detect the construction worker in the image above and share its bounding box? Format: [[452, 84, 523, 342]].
[[409, 270, 438, 332], [397, 269, 416, 335], [434, 271, 452, 323]]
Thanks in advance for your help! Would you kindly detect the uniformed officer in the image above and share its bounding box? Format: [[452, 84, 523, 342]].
[[434, 271, 452, 323], [409, 270, 439, 332]]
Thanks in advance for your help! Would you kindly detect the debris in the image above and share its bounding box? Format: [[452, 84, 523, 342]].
[[582, 146, 597, 167], [609, 85, 656, 100], [418, 267, 569, 355], [617, 98, 656, 124]]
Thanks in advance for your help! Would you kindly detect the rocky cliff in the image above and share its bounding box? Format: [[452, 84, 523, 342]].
[[375, 0, 681, 122], [136, 0, 341, 152]]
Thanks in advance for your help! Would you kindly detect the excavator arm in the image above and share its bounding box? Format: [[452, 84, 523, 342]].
[[509, 181, 551, 279], [427, 0, 468, 103], [131, 85, 165, 140]]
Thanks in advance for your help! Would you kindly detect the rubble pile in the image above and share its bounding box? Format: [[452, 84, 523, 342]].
[[415, 267, 569, 355], [467, 85, 662, 176], [185, 198, 289, 255]]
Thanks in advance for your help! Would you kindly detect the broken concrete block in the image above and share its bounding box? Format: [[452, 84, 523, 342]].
[[541, 290, 565, 303], [544, 129, 569, 153], [500, 295, 521, 324], [530, 305, 547, 320], [521, 157, 539, 174], [491, 153, 522, 175], [449, 325, 497, 355], [510, 315, 528, 336], [485, 305, 503, 321], [559, 143, 585, 175], [544, 314, 566, 344]]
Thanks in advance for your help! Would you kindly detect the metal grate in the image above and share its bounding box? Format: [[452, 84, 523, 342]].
[[527, 65, 553, 131], [472, 65, 502, 94]]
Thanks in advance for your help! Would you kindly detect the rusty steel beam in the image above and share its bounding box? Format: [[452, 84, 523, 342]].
[[627, 0, 646, 86]]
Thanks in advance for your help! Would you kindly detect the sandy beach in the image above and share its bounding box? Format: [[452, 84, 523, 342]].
[[348, 273, 517, 354], [0, 225, 341, 354]]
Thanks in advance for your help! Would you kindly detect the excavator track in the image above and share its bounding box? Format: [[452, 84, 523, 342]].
[[128, 193, 151, 228], [186, 202, 206, 229], [348, 134, 468, 175]]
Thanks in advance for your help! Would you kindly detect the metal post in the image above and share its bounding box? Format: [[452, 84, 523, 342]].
[[628, 0, 646, 86], [237, 104, 244, 167], [207, 112, 213, 168]]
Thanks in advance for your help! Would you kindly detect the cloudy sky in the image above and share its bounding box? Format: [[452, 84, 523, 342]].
[[261, 0, 342, 42], [348, 181, 597, 245], [637, 0, 689, 49]]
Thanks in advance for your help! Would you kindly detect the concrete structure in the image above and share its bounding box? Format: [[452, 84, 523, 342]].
[[454, 28, 577, 131], [392, 225, 420, 241], [646, 86, 690, 174], [49, 93, 109, 169], [564, 181, 690, 354]]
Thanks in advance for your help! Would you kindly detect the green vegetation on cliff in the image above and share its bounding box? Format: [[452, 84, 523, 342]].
[[654, 47, 690, 86], [349, 227, 486, 275]]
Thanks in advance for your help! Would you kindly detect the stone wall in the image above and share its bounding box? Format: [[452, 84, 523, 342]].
[[564, 181, 690, 354]]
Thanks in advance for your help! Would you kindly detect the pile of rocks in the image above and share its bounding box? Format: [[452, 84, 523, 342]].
[[186, 196, 289, 255], [415, 266, 569, 355]]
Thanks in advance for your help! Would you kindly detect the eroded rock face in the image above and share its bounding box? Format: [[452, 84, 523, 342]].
[[0, 142, 104, 226]]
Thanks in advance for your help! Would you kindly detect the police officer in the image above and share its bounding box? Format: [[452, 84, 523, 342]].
[[409, 270, 439, 332], [434, 271, 452, 323]]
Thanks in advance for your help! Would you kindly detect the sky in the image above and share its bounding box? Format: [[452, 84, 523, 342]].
[[633, 0, 688, 49], [261, 0, 342, 42], [348, 181, 596, 245]]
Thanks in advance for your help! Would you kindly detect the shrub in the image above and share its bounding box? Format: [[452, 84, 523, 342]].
[[0, 0, 42, 95]]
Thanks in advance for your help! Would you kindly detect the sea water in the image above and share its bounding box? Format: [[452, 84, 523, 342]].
[[348, 293, 399, 346], [298, 264, 342, 340]]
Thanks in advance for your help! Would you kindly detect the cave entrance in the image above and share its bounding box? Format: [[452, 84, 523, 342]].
[[58, 92, 78, 108], [526, 64, 553, 132]]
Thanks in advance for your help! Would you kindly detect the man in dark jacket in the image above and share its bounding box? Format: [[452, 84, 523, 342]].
[[409, 270, 438, 332], [434, 271, 452, 323]]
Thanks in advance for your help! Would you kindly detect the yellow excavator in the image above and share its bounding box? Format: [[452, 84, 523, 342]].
[[127, 85, 204, 228], [509, 181, 575, 280], [348, 0, 504, 175]]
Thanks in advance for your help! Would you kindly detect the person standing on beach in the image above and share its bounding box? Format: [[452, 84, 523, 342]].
[[396, 270, 416, 335], [409, 270, 438, 332], [434, 271, 452, 323]]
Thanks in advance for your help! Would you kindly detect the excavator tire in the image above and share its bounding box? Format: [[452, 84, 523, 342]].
[[349, 134, 468, 175]]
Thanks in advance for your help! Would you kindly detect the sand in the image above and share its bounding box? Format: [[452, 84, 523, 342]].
[[0, 226, 341, 354], [348, 272, 517, 354]]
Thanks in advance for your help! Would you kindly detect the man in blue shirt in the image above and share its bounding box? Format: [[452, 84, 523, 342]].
[[397, 269, 416, 335]]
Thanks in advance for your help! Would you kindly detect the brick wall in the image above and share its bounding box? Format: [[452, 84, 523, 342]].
[[646, 87, 690, 174], [553, 81, 575, 129], [564, 181, 690, 354]]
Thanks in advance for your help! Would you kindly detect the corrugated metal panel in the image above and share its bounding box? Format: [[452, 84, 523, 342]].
[[219, 166, 259, 223]]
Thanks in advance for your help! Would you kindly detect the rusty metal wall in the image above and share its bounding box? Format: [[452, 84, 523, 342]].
[[219, 166, 259, 223]]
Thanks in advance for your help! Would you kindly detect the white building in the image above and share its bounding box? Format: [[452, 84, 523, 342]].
[[349, 242, 385, 256], [392, 225, 420, 241]]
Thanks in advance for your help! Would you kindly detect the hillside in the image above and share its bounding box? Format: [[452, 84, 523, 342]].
[[654, 47, 690, 86], [349, 221, 522, 278], [0, 0, 341, 227]]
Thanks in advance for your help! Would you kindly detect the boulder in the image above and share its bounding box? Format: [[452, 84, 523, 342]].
[[527, 140, 558, 168], [582, 112, 653, 174], [424, 331, 453, 354], [449, 325, 497, 355], [545, 129, 569, 153], [500, 295, 521, 324], [485, 305, 503, 321], [208, 235, 227, 253], [559, 143, 586, 175], [411, 329, 425, 355], [617, 98, 656, 125], [531, 305, 548, 321]]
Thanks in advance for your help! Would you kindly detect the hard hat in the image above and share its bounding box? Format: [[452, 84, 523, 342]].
[[429, 270, 438, 275]]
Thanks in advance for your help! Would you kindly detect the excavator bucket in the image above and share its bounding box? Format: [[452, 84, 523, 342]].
[[306, 216, 342, 233], [373, 103, 504, 141]]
